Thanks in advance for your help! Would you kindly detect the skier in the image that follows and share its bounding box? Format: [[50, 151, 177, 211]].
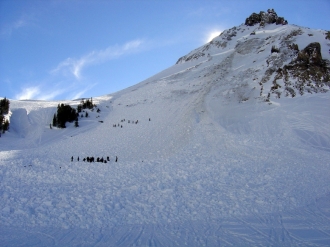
[[115, 156, 118, 162], [71, 156, 73, 162]]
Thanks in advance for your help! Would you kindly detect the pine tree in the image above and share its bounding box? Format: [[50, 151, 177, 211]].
[[2, 119, 9, 133], [55, 103, 77, 128], [77, 104, 82, 113], [0, 115, 4, 132], [0, 97, 9, 115], [74, 118, 79, 127], [0, 98, 10, 134], [52, 114, 57, 127]]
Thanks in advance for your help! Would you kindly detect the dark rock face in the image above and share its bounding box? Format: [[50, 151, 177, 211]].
[[245, 9, 287, 26], [245, 12, 261, 26], [297, 42, 323, 66], [276, 17, 286, 25], [176, 51, 205, 64], [326, 31, 330, 40], [271, 42, 330, 97]]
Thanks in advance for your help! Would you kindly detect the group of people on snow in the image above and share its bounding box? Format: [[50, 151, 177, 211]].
[[71, 156, 118, 163], [68, 118, 152, 164], [112, 118, 151, 128]]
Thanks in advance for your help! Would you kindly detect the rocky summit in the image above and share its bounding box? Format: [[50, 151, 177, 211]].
[[245, 8, 288, 26]]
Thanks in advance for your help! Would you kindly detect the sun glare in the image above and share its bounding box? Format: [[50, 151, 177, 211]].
[[206, 31, 221, 43]]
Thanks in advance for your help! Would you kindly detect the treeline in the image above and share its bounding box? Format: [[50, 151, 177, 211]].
[[52, 98, 97, 128], [53, 104, 78, 128], [0, 97, 10, 133], [77, 98, 95, 112]]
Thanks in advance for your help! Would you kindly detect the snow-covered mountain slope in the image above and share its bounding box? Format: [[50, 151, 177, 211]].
[[1, 10, 330, 246]]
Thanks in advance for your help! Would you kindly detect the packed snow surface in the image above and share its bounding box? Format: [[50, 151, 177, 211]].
[[1, 23, 330, 246]]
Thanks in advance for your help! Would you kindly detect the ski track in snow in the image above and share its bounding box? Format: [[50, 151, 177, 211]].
[[1, 23, 330, 246]]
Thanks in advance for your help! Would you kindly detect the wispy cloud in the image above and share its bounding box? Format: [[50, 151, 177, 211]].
[[14, 39, 145, 100], [51, 39, 145, 80], [15, 85, 66, 101], [0, 15, 31, 38], [15, 86, 41, 100], [70, 83, 98, 100]]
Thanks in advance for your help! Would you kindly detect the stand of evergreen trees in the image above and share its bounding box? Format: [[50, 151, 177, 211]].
[[77, 98, 95, 113], [53, 104, 78, 128], [0, 97, 10, 133], [52, 98, 96, 129]]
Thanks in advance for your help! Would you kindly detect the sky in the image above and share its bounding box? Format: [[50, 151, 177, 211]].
[[1, 0, 329, 101]]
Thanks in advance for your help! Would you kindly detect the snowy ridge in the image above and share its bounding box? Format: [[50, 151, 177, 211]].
[[1, 15, 330, 246]]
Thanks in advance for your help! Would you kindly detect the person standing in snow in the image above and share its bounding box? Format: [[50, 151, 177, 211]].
[[71, 156, 73, 162], [115, 156, 118, 162]]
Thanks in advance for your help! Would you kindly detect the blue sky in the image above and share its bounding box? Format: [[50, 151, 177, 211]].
[[1, 0, 329, 101]]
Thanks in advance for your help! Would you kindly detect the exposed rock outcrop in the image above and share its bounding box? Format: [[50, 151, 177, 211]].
[[176, 51, 206, 64], [271, 42, 330, 97], [245, 9, 288, 26], [296, 42, 323, 66]]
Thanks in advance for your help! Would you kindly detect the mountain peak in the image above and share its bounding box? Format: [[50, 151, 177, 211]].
[[175, 8, 329, 102], [245, 9, 288, 26]]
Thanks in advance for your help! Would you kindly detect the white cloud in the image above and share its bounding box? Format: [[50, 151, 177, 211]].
[[51, 39, 145, 80], [15, 86, 40, 100]]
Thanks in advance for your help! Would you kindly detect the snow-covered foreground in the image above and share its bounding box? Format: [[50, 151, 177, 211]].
[[1, 22, 330, 246], [1, 92, 329, 246]]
